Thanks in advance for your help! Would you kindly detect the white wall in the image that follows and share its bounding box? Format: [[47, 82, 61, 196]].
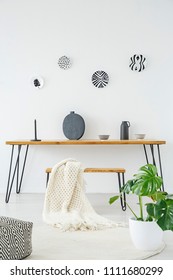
[[0, 0, 173, 194]]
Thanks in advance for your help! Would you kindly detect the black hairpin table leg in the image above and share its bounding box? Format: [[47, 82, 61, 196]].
[[6, 145, 21, 203], [143, 144, 164, 191], [16, 145, 29, 194], [157, 144, 164, 191], [150, 144, 156, 166], [143, 144, 149, 164], [5, 145, 29, 203]]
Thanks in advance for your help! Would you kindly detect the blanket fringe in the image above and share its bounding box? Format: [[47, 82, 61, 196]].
[[43, 210, 127, 231]]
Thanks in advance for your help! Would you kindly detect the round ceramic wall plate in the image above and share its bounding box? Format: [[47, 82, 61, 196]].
[[129, 54, 146, 72], [58, 56, 71, 70], [92, 70, 109, 88], [31, 76, 44, 89]]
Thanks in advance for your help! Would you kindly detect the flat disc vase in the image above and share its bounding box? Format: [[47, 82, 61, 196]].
[[62, 111, 85, 140], [129, 217, 163, 251]]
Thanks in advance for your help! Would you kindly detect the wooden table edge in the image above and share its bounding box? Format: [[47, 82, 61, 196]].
[[5, 139, 166, 145]]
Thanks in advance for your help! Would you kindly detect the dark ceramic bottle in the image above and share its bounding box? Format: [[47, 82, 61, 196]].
[[120, 121, 130, 140]]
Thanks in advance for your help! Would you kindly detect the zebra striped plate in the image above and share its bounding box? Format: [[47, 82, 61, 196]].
[[129, 54, 146, 72]]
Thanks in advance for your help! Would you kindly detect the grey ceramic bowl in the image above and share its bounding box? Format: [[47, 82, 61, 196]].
[[99, 135, 110, 140], [135, 134, 146, 139]]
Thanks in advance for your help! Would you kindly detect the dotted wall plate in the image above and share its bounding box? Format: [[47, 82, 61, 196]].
[[58, 56, 72, 70], [92, 70, 109, 88], [31, 76, 44, 89], [129, 54, 146, 72]]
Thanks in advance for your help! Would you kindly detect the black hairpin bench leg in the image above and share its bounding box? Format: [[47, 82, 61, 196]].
[[117, 172, 126, 211], [46, 172, 50, 187]]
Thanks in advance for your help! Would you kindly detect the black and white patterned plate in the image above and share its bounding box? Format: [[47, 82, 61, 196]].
[[92, 70, 109, 88], [129, 54, 146, 72], [58, 56, 71, 70]]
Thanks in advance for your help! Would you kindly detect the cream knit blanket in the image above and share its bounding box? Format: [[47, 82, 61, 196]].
[[43, 159, 122, 231]]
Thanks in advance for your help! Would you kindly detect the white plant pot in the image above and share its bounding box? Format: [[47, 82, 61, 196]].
[[129, 217, 163, 251]]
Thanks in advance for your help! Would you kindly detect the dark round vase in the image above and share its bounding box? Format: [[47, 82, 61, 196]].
[[62, 111, 85, 140]]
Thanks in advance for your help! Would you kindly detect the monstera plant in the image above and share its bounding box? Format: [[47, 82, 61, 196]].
[[109, 164, 173, 231]]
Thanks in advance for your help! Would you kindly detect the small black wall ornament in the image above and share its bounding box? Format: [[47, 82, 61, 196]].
[[31, 76, 44, 89]]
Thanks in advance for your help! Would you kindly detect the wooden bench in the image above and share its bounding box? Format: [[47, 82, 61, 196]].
[[45, 167, 126, 211]]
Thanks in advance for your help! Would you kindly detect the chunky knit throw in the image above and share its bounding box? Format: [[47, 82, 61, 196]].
[[42, 159, 123, 231]]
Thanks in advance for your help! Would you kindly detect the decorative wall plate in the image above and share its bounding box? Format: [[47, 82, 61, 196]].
[[62, 111, 85, 140], [129, 54, 146, 72], [31, 76, 44, 89], [58, 56, 71, 70], [92, 70, 109, 88]]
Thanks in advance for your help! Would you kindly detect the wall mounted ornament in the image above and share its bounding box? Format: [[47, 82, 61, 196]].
[[58, 56, 72, 70], [129, 54, 146, 72], [31, 76, 44, 89], [92, 70, 109, 88]]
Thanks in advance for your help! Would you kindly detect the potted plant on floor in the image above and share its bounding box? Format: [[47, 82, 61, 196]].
[[109, 164, 173, 250]]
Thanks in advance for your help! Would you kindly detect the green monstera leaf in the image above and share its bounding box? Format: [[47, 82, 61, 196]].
[[122, 164, 162, 197], [150, 191, 168, 202], [147, 199, 173, 231], [109, 195, 119, 205], [109, 163, 173, 229], [121, 179, 134, 194]]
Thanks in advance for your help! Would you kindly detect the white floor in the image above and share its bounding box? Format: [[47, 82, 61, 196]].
[[0, 193, 173, 259]]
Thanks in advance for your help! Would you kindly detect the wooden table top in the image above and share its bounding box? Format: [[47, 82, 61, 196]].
[[5, 139, 166, 145]]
